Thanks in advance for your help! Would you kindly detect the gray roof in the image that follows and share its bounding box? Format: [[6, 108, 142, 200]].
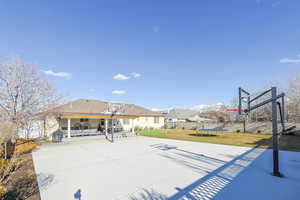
[[53, 99, 163, 116]]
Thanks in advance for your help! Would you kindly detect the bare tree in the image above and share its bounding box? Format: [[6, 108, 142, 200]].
[[287, 75, 300, 122], [0, 58, 62, 147]]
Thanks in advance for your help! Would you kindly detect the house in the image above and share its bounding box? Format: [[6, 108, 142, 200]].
[[27, 99, 165, 139], [165, 108, 198, 123], [187, 115, 215, 123]]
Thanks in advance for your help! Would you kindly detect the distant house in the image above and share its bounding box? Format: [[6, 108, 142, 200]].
[[23, 99, 164, 139], [165, 109, 198, 123], [187, 115, 215, 123], [164, 108, 217, 123]]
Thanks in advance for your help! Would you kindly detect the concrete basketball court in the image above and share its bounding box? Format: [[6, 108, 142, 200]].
[[32, 136, 300, 200]]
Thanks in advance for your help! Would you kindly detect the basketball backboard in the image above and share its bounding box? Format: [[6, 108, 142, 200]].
[[108, 103, 125, 114], [238, 87, 250, 115]]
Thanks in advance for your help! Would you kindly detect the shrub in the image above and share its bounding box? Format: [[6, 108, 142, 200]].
[[0, 123, 17, 159], [257, 130, 261, 133], [0, 157, 22, 182], [0, 185, 7, 199], [0, 139, 15, 159], [236, 130, 240, 133], [134, 126, 143, 131], [7, 171, 38, 200]]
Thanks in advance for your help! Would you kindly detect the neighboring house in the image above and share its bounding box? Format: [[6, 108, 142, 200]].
[[25, 99, 164, 139], [187, 115, 215, 123], [165, 109, 198, 123]]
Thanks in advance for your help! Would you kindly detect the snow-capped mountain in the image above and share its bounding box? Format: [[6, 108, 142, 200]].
[[151, 103, 228, 114]]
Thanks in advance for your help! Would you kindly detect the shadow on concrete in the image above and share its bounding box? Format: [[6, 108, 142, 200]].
[[37, 173, 55, 191], [130, 189, 167, 200], [130, 144, 265, 200], [151, 144, 226, 174]]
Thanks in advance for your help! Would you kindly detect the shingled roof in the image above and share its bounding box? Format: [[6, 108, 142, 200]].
[[52, 99, 163, 116]]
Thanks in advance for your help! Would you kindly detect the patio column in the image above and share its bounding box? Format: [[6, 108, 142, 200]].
[[105, 119, 108, 135], [67, 118, 71, 138], [131, 118, 135, 134]]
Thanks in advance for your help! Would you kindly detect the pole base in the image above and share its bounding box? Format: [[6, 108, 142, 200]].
[[272, 171, 284, 178]]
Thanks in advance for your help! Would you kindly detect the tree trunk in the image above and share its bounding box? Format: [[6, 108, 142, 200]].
[[4, 141, 7, 160]]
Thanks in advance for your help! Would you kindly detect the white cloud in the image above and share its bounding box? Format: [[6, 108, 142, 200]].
[[280, 58, 300, 64], [43, 70, 72, 79], [113, 73, 130, 80], [131, 72, 141, 78], [112, 90, 126, 95]]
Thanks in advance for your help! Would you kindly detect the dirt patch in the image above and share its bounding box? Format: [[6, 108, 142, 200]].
[[1, 153, 40, 200]]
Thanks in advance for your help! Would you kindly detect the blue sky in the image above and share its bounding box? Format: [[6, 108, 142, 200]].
[[0, 0, 300, 109]]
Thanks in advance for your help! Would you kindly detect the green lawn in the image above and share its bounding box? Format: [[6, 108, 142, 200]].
[[138, 129, 300, 152]]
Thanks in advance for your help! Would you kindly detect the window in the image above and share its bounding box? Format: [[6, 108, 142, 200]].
[[100, 119, 105, 126], [154, 117, 159, 124], [123, 118, 130, 125], [80, 118, 89, 122], [82, 123, 90, 130]]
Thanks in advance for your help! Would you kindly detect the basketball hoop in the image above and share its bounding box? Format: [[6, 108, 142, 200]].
[[225, 108, 247, 116], [108, 103, 125, 114], [225, 108, 244, 112], [237, 86, 286, 177]]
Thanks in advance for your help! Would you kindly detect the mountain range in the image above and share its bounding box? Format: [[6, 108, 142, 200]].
[[152, 103, 228, 113]]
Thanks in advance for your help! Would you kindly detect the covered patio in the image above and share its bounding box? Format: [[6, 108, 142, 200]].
[[59, 114, 137, 138]]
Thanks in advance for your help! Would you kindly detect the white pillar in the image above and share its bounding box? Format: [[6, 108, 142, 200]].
[[67, 118, 71, 138], [105, 119, 108, 135], [132, 118, 135, 134]]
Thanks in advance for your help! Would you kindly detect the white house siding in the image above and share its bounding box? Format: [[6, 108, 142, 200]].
[[45, 116, 60, 137], [119, 118, 134, 131], [18, 120, 44, 138], [18, 116, 59, 139], [133, 116, 164, 129]]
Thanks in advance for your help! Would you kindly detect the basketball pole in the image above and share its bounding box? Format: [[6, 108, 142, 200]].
[[238, 86, 284, 177], [271, 87, 280, 176], [111, 114, 114, 143]]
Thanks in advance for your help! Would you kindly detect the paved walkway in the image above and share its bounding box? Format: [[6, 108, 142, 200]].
[[32, 136, 300, 200]]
